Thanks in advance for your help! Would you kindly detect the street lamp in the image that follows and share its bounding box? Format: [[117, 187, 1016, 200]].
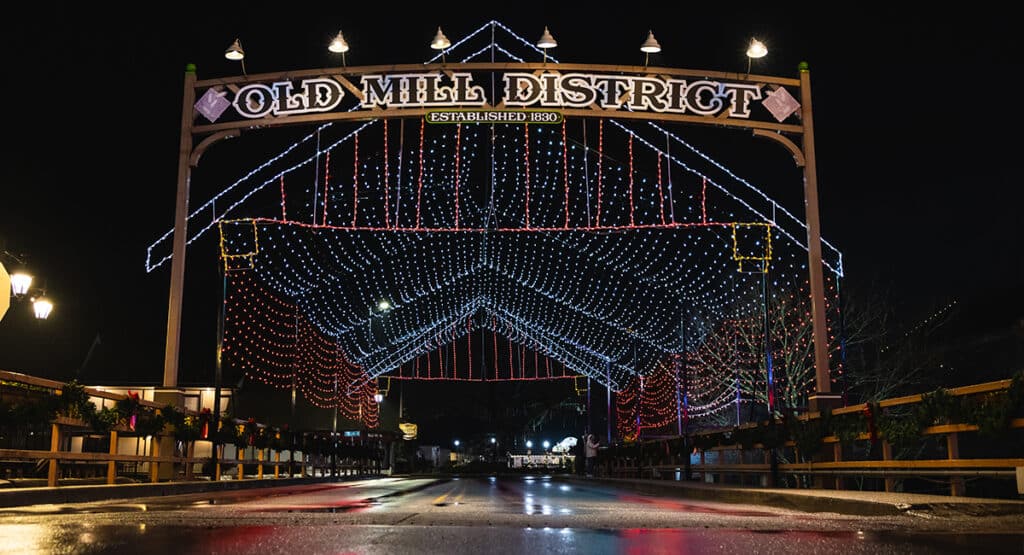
[[453, 439, 460, 447], [745, 38, 767, 75], [10, 271, 31, 296], [536, 26, 557, 63], [328, 30, 349, 67], [542, 440, 550, 451], [224, 38, 246, 75], [430, 27, 451, 63], [639, 30, 661, 66], [31, 295, 53, 320], [1, 256, 53, 322], [374, 392, 384, 403]]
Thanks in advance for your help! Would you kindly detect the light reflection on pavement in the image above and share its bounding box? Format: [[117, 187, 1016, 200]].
[[1, 475, 1022, 554]]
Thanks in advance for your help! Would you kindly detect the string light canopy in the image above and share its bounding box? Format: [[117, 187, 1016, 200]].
[[152, 21, 843, 422]]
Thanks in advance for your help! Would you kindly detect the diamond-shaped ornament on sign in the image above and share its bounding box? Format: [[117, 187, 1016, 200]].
[[762, 87, 800, 122], [196, 88, 231, 123]]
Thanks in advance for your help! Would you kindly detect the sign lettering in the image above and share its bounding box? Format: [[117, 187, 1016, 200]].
[[213, 70, 777, 123]]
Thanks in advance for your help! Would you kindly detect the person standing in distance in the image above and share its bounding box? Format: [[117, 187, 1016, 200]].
[[584, 433, 600, 477]]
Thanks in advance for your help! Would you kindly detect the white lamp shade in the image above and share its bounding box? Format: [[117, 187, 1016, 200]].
[[746, 39, 768, 59], [374, 393, 384, 403], [536, 26, 557, 49], [430, 27, 451, 50], [225, 38, 245, 61], [33, 297, 53, 320], [10, 272, 32, 296], [328, 31, 349, 53], [640, 31, 661, 53]]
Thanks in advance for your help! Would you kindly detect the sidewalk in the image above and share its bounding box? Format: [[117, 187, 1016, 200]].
[[0, 476, 338, 509], [560, 475, 1024, 517]]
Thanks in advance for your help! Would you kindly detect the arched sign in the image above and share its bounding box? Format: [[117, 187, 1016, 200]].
[[191, 63, 804, 137]]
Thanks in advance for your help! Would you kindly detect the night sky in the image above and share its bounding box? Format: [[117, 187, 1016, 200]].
[[1, 6, 1020, 405]]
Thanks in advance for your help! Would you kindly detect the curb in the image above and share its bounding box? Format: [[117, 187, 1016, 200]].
[[557, 476, 1024, 517], [0, 477, 341, 508]]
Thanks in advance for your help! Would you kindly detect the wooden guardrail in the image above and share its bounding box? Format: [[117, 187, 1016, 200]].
[[0, 370, 387, 487], [595, 376, 1024, 497]]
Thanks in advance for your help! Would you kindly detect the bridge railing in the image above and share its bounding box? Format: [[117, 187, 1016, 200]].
[[0, 370, 387, 487], [595, 374, 1024, 497]]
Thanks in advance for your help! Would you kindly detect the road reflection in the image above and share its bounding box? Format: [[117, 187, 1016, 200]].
[[1, 476, 1022, 553], [2, 522, 1022, 554]]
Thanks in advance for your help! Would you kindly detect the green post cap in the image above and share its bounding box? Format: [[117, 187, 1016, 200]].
[[185, 63, 197, 73], [798, 61, 809, 72]]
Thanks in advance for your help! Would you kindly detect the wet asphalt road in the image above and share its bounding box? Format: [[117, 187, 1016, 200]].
[[1, 475, 1022, 554]]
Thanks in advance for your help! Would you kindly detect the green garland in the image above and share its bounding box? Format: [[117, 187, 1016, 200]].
[[58, 380, 92, 420], [828, 412, 866, 445], [877, 408, 922, 448], [87, 407, 121, 435], [966, 392, 1014, 438], [133, 410, 167, 438], [916, 388, 962, 427], [786, 417, 825, 460]]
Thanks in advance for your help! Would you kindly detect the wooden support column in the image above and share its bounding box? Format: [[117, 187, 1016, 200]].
[[832, 442, 844, 490], [238, 448, 245, 481], [257, 449, 264, 480], [882, 441, 895, 492], [106, 430, 118, 485], [274, 451, 280, 479], [185, 441, 195, 480], [149, 437, 161, 483], [947, 433, 965, 496], [214, 444, 222, 481], [47, 423, 61, 487]]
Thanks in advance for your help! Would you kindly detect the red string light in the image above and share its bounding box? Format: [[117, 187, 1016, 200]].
[[702, 176, 708, 224], [416, 117, 424, 229], [596, 119, 603, 227], [562, 119, 570, 229], [657, 151, 665, 225], [454, 123, 462, 229], [279, 176, 287, 221], [628, 133, 635, 227], [351, 132, 359, 227], [322, 150, 331, 226], [383, 119, 390, 229]]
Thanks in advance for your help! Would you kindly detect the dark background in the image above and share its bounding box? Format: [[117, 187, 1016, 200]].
[[1, 6, 1021, 436]]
